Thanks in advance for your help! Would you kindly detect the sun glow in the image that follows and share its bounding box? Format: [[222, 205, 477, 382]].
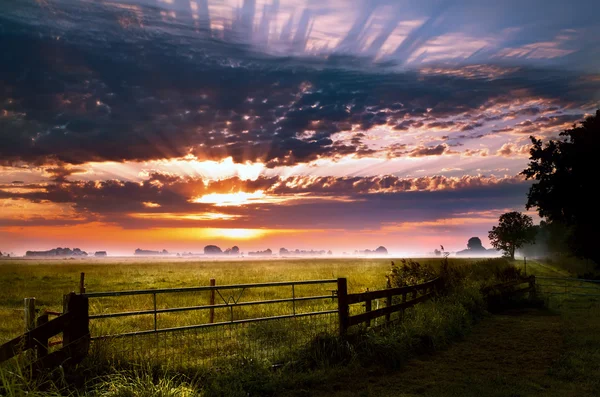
[[129, 212, 241, 221], [191, 190, 267, 206], [203, 228, 267, 239]]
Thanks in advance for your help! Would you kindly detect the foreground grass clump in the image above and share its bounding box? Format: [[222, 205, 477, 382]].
[[92, 370, 197, 397]]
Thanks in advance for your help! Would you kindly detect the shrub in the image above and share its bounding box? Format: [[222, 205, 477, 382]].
[[386, 259, 437, 288]]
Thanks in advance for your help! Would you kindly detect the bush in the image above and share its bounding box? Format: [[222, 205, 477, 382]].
[[386, 259, 437, 288]]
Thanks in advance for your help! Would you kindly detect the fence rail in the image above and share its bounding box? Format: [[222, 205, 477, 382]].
[[92, 310, 339, 340], [89, 295, 335, 320], [83, 279, 338, 298]]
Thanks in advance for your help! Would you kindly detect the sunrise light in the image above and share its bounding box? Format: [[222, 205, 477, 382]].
[[192, 190, 267, 206], [0, 0, 597, 392]]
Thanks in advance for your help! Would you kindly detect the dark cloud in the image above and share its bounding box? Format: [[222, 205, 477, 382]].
[[0, 173, 530, 230], [0, 2, 598, 168], [460, 122, 484, 131], [408, 144, 449, 157], [505, 113, 585, 134], [426, 121, 457, 130], [533, 114, 584, 127], [44, 164, 87, 183]]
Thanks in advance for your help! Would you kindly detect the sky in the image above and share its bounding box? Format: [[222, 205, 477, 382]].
[[1, 0, 599, 256]]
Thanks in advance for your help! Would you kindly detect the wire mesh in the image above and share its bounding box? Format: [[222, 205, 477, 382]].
[[90, 312, 338, 369], [536, 277, 600, 309], [86, 280, 339, 369]]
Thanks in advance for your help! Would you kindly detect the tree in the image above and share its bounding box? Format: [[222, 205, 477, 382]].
[[204, 245, 222, 255], [467, 237, 485, 251], [375, 246, 388, 254], [521, 110, 600, 265], [488, 212, 535, 259]]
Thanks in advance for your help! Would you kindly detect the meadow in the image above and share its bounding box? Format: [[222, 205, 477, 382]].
[[1, 256, 599, 396], [0, 256, 486, 343]]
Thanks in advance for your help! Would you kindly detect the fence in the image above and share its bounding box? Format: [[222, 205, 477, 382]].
[[84, 278, 339, 366], [536, 276, 600, 297], [338, 278, 441, 334], [85, 279, 339, 338], [0, 293, 89, 370], [0, 274, 537, 371]]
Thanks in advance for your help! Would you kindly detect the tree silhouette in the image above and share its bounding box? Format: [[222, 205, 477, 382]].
[[488, 212, 535, 259], [467, 237, 484, 251], [521, 110, 600, 265]]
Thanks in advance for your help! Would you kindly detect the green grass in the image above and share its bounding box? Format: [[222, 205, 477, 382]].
[[1, 256, 598, 396], [0, 257, 491, 343]]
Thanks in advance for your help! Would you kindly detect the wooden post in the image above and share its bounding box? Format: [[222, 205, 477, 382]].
[[209, 278, 216, 323], [36, 313, 49, 359], [337, 278, 349, 336], [62, 292, 90, 363], [529, 275, 536, 300], [24, 298, 36, 333], [401, 292, 407, 321], [24, 298, 36, 362], [79, 272, 86, 294]]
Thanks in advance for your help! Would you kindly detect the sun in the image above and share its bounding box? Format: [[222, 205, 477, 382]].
[[203, 228, 267, 240], [191, 191, 266, 206]]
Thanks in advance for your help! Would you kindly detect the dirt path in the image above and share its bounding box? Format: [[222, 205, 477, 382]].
[[312, 309, 565, 397]]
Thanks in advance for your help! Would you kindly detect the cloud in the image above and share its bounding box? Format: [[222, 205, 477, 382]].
[[496, 143, 531, 157], [0, 3, 599, 170], [0, 171, 531, 232], [408, 144, 450, 157]]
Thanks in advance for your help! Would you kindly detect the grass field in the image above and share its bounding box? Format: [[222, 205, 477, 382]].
[[0, 256, 492, 343], [1, 256, 598, 396]]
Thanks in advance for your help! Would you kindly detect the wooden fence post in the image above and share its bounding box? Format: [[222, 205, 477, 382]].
[[337, 278, 349, 336], [24, 298, 36, 361], [24, 298, 36, 333], [209, 278, 216, 323], [79, 272, 86, 294], [62, 292, 90, 362], [529, 275, 536, 300]]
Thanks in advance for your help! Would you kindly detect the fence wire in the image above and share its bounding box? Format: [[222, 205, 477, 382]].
[[536, 276, 600, 309], [90, 312, 338, 369], [85, 280, 339, 369]]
